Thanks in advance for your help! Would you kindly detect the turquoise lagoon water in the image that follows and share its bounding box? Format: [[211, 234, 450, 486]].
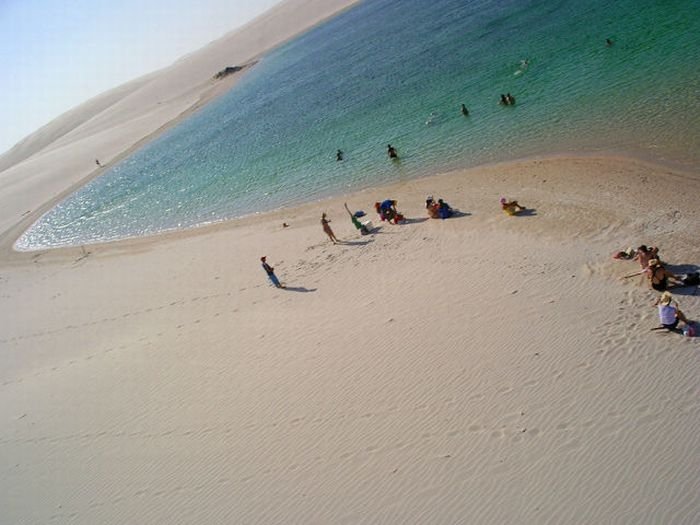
[[16, 0, 700, 249]]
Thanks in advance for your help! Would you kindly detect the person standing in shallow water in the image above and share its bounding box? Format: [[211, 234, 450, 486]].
[[336, 149, 343, 161], [261, 256, 285, 288], [460, 104, 469, 116], [387, 144, 398, 159]]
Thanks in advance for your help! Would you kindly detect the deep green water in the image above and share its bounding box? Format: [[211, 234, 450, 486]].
[[16, 0, 700, 249]]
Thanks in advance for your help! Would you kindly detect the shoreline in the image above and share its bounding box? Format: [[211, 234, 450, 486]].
[[0, 0, 363, 264], [0, 62, 257, 260], [4, 150, 697, 264]]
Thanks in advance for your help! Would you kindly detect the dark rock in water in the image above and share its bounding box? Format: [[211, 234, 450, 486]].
[[213, 66, 243, 80]]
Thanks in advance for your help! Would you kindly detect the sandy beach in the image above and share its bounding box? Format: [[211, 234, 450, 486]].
[[1, 1, 699, 523]]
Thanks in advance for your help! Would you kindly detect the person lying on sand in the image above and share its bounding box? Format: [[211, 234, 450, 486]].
[[623, 259, 683, 291], [500, 197, 526, 215]]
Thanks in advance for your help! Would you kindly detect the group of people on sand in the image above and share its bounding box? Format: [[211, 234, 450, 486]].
[[619, 244, 697, 335], [425, 196, 454, 219], [263, 192, 533, 286], [623, 245, 684, 292], [375, 199, 404, 224]]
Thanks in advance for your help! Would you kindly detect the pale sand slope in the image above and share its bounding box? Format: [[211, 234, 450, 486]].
[[0, 0, 361, 242], [1, 156, 698, 524]]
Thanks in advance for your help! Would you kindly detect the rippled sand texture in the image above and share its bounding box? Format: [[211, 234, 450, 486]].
[[1, 156, 699, 524]]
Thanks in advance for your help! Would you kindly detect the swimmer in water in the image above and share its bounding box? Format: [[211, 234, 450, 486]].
[[425, 111, 438, 126]]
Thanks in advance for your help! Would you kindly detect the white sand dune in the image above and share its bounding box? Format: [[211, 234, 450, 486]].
[[1, 155, 699, 524], [1, 0, 699, 522], [0, 0, 360, 245]]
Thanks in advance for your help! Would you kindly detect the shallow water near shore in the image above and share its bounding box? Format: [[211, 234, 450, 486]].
[[16, 0, 700, 250]]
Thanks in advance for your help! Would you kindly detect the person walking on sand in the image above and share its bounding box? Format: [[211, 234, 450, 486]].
[[261, 256, 285, 288], [321, 213, 339, 244]]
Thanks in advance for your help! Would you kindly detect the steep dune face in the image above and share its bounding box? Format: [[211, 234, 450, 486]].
[[0, 0, 360, 244], [0, 76, 152, 174], [0, 0, 360, 175]]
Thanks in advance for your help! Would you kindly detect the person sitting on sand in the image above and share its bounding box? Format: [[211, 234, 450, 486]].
[[633, 245, 659, 270], [321, 213, 339, 244], [426, 196, 440, 219], [379, 200, 396, 222], [377, 199, 403, 224], [375, 202, 387, 222], [387, 144, 398, 159], [624, 259, 683, 291], [437, 198, 454, 219], [654, 291, 689, 331], [344, 203, 370, 235], [500, 197, 526, 215]]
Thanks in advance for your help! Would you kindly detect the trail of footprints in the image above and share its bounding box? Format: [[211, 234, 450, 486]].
[[0, 288, 261, 388], [0, 288, 248, 345]]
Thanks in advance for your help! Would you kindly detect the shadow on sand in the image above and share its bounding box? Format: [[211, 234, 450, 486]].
[[664, 263, 699, 297], [401, 217, 429, 225], [508, 208, 537, 217], [339, 239, 374, 246], [283, 286, 317, 293]]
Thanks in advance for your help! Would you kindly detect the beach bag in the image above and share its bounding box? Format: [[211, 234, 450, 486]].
[[683, 322, 697, 337], [682, 272, 699, 286]]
